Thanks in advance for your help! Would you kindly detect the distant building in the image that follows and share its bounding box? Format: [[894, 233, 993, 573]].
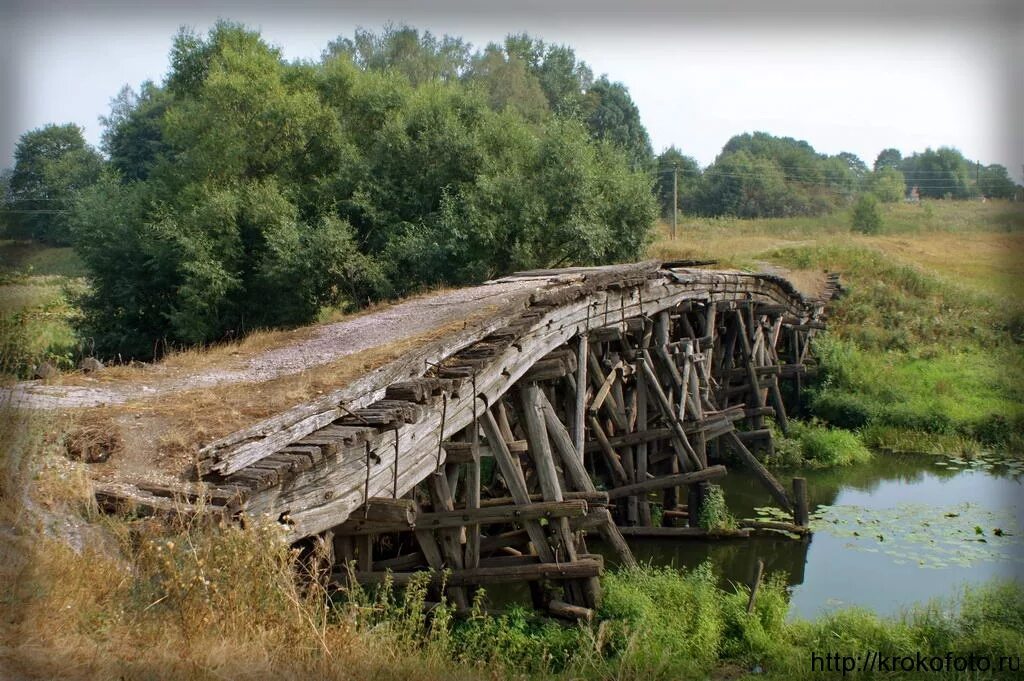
[[905, 186, 920, 203]]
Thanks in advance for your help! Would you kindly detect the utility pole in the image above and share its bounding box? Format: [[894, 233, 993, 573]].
[[672, 163, 678, 240]]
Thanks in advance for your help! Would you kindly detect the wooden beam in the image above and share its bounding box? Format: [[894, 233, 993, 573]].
[[792, 477, 809, 527], [480, 410, 556, 564], [639, 350, 703, 471], [636, 355, 651, 526], [615, 526, 750, 538], [723, 430, 792, 512], [588, 415, 630, 485], [426, 472, 469, 609], [517, 384, 593, 606], [346, 557, 604, 587], [606, 465, 727, 499], [573, 332, 588, 460]]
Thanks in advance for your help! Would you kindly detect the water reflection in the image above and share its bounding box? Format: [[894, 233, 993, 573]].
[[603, 453, 1024, 618]]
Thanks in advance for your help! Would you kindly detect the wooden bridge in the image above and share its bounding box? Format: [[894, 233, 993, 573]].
[[96, 261, 840, 619]]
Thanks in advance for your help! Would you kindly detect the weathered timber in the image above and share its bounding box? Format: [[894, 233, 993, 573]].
[[480, 410, 557, 564], [615, 526, 751, 538], [362, 497, 416, 525], [739, 519, 810, 535], [639, 350, 703, 471], [335, 500, 588, 535], [723, 431, 792, 513], [345, 558, 604, 587], [606, 465, 727, 500], [747, 559, 765, 613], [793, 477, 809, 527], [548, 599, 594, 622], [478, 491, 608, 508]]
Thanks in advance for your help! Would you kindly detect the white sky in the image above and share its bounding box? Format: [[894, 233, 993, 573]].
[[2, 0, 1022, 179]]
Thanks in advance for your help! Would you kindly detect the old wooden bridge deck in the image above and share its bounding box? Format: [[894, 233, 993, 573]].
[[96, 261, 841, 619]]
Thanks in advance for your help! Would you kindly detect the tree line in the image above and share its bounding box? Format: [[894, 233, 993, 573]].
[[654, 135, 1019, 221], [1, 22, 1019, 360], [2, 23, 656, 359]]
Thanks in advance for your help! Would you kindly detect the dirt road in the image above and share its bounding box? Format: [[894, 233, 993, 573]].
[[5, 279, 542, 410]]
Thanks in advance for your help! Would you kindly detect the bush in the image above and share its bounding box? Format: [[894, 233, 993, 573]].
[[851, 193, 882, 234]]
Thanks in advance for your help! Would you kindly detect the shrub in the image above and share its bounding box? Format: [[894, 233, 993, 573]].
[[851, 193, 883, 234], [698, 484, 737, 529], [792, 421, 872, 466]]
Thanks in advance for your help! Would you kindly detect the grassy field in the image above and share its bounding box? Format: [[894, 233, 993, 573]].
[[651, 200, 1024, 456], [0, 240, 87, 378]]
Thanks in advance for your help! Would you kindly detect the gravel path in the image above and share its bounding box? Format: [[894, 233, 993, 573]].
[[5, 279, 542, 410]]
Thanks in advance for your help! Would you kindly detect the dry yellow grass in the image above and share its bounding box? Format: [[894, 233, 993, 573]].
[[649, 200, 1024, 300], [0, 408, 481, 681], [860, 232, 1024, 298]]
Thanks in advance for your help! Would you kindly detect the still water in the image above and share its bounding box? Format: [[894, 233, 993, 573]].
[[620, 453, 1024, 618]]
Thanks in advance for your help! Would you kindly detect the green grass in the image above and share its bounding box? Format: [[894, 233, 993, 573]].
[[0, 241, 86, 378], [771, 240, 1024, 453], [0, 239, 88, 277], [652, 200, 1024, 459], [345, 564, 1024, 680], [770, 421, 873, 467]]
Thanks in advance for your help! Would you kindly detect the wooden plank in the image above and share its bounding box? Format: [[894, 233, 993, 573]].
[[361, 497, 416, 525], [335, 500, 588, 534], [639, 350, 703, 471], [347, 557, 604, 587], [606, 465, 727, 500], [480, 410, 556, 564], [723, 430, 792, 512], [519, 384, 594, 608], [211, 408, 344, 475], [573, 333, 588, 459], [588, 360, 623, 416], [615, 526, 750, 538], [587, 349, 628, 431]]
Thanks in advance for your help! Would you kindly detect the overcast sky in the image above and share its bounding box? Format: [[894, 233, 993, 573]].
[[2, 0, 1022, 179]]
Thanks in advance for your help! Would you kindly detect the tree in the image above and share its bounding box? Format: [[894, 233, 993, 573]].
[[324, 24, 471, 85], [654, 147, 701, 218], [698, 151, 796, 218], [67, 22, 656, 359], [5, 123, 103, 244], [869, 166, 906, 202], [467, 43, 549, 122], [901, 147, 971, 199], [583, 77, 653, 170], [873, 148, 902, 171], [101, 81, 172, 181], [978, 164, 1017, 199]]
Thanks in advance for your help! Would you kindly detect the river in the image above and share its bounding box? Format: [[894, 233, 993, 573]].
[[621, 452, 1024, 618]]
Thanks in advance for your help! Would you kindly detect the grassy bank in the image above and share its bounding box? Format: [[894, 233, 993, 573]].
[[651, 199, 1024, 456]]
